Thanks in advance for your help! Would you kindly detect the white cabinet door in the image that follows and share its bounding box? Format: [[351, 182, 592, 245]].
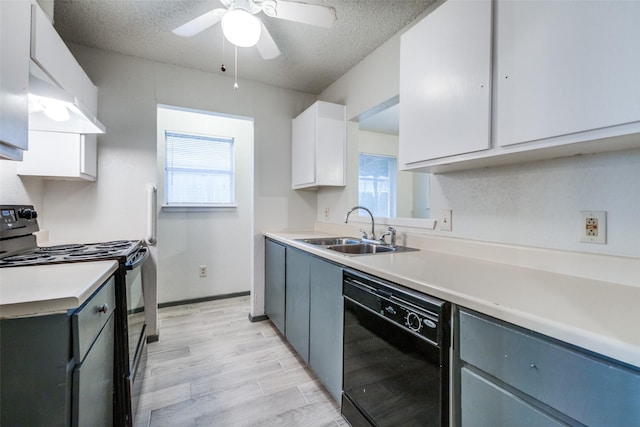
[[292, 101, 346, 190], [292, 104, 316, 188], [0, 0, 30, 158], [399, 0, 492, 166], [30, 4, 84, 99], [17, 131, 97, 181], [495, 0, 640, 147]]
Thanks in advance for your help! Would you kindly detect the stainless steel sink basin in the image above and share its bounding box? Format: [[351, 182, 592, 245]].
[[328, 243, 394, 254], [296, 236, 419, 256], [296, 237, 361, 246]]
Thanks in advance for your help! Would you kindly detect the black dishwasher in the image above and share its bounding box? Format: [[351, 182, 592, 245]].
[[342, 270, 450, 427]]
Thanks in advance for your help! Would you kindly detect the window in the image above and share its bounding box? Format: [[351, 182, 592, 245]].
[[358, 153, 397, 217], [165, 131, 234, 206]]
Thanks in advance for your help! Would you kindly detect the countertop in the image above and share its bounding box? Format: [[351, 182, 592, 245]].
[[265, 231, 640, 369], [0, 260, 119, 318]]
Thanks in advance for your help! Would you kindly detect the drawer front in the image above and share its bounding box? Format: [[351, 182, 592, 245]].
[[459, 309, 640, 427], [461, 367, 566, 427], [73, 276, 116, 361], [73, 315, 114, 427]]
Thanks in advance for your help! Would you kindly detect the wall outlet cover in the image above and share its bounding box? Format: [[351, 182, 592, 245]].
[[439, 209, 452, 232], [580, 211, 606, 244]]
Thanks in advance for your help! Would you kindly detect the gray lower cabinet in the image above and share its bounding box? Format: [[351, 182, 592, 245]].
[[285, 247, 312, 363], [265, 239, 344, 402], [264, 238, 286, 335], [458, 308, 640, 427], [461, 367, 565, 427], [0, 276, 116, 427], [309, 256, 343, 402]]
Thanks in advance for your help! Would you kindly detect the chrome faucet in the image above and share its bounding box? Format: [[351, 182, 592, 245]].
[[379, 227, 397, 248], [345, 206, 376, 241]]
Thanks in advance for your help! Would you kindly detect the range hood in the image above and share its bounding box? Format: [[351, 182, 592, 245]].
[[28, 62, 105, 134]]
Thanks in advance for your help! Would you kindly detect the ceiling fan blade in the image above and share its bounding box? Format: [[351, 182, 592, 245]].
[[172, 8, 226, 37], [265, 0, 336, 28], [256, 21, 281, 60]]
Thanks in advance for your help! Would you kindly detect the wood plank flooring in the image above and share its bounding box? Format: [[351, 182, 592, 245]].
[[134, 296, 347, 427]]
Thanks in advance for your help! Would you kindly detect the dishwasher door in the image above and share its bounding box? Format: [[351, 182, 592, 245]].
[[342, 271, 449, 427]]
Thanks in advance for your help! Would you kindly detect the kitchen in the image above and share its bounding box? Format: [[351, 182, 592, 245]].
[[1, 0, 640, 426]]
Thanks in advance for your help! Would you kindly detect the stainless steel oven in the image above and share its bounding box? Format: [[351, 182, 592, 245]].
[[0, 205, 149, 427], [342, 270, 450, 427]]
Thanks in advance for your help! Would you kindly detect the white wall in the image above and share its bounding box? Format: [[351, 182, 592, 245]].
[[156, 107, 254, 303], [318, 13, 640, 258], [4, 45, 317, 316], [429, 149, 640, 257], [0, 161, 44, 210]]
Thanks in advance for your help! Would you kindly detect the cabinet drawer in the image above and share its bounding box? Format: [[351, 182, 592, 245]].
[[73, 276, 116, 361], [459, 309, 640, 427], [73, 315, 114, 427], [461, 367, 565, 427]]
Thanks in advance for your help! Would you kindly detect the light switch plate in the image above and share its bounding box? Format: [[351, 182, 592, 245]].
[[439, 209, 452, 232], [580, 211, 606, 244]]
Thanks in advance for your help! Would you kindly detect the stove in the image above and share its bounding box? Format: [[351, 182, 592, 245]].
[[0, 239, 142, 267], [0, 205, 148, 427]]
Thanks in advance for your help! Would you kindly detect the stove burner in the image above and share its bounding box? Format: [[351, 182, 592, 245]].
[[64, 249, 118, 260], [0, 253, 55, 263], [36, 244, 88, 255], [97, 240, 132, 250], [39, 244, 87, 252]]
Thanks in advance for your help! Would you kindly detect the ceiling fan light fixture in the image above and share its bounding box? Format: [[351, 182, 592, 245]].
[[222, 9, 261, 47]]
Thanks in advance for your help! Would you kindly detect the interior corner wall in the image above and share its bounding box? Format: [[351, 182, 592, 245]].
[[36, 45, 317, 312]]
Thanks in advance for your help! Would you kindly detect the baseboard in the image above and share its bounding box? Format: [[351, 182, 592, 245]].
[[158, 291, 250, 309], [248, 313, 269, 323]]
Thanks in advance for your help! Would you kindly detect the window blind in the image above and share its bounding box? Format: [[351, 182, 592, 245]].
[[165, 131, 235, 205]]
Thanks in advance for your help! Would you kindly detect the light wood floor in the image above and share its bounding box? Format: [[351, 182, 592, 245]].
[[134, 295, 346, 427]]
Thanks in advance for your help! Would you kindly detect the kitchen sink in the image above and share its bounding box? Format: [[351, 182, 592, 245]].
[[327, 243, 419, 255], [296, 236, 419, 255], [296, 237, 361, 246], [328, 243, 394, 254]]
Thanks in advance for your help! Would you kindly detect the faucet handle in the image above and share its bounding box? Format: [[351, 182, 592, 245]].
[[388, 227, 397, 247], [359, 229, 368, 239]]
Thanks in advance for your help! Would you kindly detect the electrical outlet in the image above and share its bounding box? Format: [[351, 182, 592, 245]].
[[439, 209, 452, 232], [580, 211, 606, 244], [324, 208, 330, 220], [199, 265, 208, 277]]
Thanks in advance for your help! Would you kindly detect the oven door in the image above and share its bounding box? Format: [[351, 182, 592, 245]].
[[125, 246, 149, 423], [342, 296, 448, 427]]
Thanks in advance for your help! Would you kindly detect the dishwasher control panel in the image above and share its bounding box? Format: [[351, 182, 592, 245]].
[[343, 271, 446, 346]]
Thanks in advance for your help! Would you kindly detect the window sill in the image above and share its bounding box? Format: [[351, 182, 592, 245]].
[[161, 205, 237, 212]]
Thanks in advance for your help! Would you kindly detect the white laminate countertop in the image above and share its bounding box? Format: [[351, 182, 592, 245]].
[[265, 231, 640, 369], [0, 261, 119, 319]]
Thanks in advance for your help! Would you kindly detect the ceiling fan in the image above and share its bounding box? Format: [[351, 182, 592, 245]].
[[172, 0, 337, 60]]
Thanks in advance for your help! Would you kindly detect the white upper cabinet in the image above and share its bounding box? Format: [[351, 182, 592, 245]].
[[18, 131, 97, 181], [495, 0, 640, 147], [399, 0, 492, 166], [400, 0, 640, 173], [31, 3, 84, 103], [292, 101, 346, 190], [0, 0, 31, 160]]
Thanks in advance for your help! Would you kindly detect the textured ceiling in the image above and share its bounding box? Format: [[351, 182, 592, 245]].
[[53, 0, 434, 94]]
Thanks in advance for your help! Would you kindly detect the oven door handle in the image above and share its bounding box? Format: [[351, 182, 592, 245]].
[[126, 247, 149, 270]]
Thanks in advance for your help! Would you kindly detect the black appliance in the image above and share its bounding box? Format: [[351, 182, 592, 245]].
[[342, 269, 450, 427], [0, 205, 148, 427]]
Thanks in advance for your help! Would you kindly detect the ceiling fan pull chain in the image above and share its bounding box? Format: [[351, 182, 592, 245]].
[[221, 29, 226, 72], [234, 45, 239, 90]]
